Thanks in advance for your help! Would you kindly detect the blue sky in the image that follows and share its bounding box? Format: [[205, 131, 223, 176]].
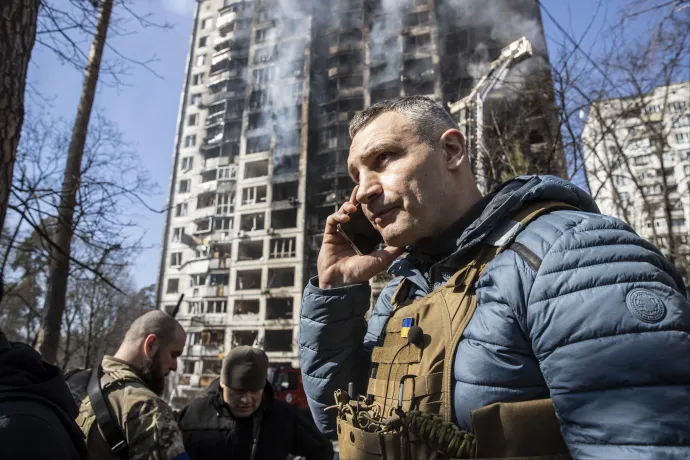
[[24, 0, 625, 289]]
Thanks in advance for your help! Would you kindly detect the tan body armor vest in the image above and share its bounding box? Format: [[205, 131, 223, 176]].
[[334, 202, 576, 460]]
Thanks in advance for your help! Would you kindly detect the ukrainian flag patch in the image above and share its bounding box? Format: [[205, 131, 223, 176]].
[[400, 317, 414, 338]]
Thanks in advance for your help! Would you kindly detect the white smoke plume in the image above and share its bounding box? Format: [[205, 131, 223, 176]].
[[437, 0, 549, 97], [368, 0, 403, 87]]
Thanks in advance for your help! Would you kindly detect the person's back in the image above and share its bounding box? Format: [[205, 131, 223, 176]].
[[0, 331, 87, 460], [66, 310, 189, 460]]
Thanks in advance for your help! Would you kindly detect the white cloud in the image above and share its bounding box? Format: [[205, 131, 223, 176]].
[[162, 0, 194, 15]]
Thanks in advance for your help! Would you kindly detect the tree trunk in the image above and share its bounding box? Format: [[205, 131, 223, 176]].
[[0, 1, 40, 255], [37, 0, 114, 363]]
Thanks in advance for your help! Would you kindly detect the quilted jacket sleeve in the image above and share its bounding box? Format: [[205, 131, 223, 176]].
[[522, 213, 690, 459], [299, 276, 403, 437]]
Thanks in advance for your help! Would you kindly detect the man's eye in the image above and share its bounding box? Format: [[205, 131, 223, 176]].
[[377, 152, 393, 165]]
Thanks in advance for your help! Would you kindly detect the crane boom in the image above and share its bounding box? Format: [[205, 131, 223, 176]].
[[449, 36, 533, 193]]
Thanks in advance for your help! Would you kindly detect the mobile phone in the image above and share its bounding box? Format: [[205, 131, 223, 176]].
[[337, 204, 383, 256]]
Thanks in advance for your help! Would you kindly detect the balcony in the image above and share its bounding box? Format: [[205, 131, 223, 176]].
[[185, 258, 210, 274], [202, 88, 245, 106], [216, 11, 237, 29], [203, 156, 231, 170], [209, 258, 231, 270], [194, 285, 228, 297], [329, 42, 362, 54], [187, 344, 223, 358]]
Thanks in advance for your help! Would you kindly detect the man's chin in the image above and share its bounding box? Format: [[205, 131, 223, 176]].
[[382, 227, 417, 249]]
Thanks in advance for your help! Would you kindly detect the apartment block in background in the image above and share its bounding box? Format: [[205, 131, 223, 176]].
[[583, 81, 690, 287]]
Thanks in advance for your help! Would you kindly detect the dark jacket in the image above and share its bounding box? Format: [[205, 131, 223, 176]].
[[0, 331, 88, 460], [300, 175, 690, 458], [178, 378, 333, 460]]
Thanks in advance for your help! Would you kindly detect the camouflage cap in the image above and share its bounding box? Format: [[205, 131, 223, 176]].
[[221, 346, 268, 391]]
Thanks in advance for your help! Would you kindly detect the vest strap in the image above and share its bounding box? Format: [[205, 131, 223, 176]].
[[367, 372, 443, 402]]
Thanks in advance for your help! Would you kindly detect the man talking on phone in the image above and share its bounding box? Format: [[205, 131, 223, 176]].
[[298, 96, 689, 459]]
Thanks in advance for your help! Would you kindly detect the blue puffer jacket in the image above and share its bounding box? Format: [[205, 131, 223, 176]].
[[299, 175, 690, 459]]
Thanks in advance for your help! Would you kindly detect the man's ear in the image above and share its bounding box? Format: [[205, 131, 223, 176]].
[[440, 129, 466, 171], [143, 334, 158, 359]]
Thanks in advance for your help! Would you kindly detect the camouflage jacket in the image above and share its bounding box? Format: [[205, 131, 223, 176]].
[[70, 356, 187, 460]]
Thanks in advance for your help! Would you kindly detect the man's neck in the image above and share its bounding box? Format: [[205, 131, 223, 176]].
[[113, 347, 142, 369], [413, 191, 491, 261]]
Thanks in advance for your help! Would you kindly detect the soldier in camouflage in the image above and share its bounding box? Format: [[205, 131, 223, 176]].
[[67, 310, 189, 460]]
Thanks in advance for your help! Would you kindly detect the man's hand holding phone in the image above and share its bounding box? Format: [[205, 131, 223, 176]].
[[317, 187, 404, 289]]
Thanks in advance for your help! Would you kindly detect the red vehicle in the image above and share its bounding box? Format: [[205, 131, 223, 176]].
[[268, 365, 308, 410]]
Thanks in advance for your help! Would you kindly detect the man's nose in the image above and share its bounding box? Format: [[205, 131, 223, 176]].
[[170, 359, 178, 372], [356, 173, 382, 205]]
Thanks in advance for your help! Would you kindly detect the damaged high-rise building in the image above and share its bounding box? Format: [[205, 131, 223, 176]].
[[156, 0, 561, 405]]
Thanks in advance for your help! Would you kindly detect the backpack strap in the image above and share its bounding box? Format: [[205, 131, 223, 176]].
[[484, 200, 580, 271], [88, 365, 129, 459]]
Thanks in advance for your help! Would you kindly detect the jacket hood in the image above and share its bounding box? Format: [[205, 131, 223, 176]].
[[393, 175, 599, 276], [0, 332, 79, 420]]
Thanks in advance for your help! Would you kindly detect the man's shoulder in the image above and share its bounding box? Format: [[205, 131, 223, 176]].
[[512, 208, 634, 263]]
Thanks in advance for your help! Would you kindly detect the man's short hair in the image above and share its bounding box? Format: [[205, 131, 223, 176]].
[[349, 96, 458, 146], [123, 310, 182, 348]]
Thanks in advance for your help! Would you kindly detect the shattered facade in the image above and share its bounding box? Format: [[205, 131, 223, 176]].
[[156, 0, 557, 405]]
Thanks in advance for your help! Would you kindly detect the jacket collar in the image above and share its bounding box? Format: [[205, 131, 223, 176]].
[[389, 175, 599, 280]]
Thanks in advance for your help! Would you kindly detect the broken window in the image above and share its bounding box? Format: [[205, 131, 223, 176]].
[[214, 217, 233, 231], [250, 89, 272, 110], [201, 169, 217, 183], [209, 273, 229, 286], [190, 274, 207, 287], [201, 359, 222, 375], [201, 330, 225, 347], [405, 11, 429, 26], [236, 269, 262, 290], [241, 185, 267, 205], [273, 154, 299, 175], [271, 209, 297, 229], [270, 238, 296, 259], [197, 193, 215, 209], [216, 193, 234, 215], [172, 227, 185, 242], [272, 181, 298, 202], [238, 240, 264, 260], [183, 361, 196, 374], [252, 67, 274, 85], [247, 136, 271, 154], [240, 212, 265, 231], [188, 301, 202, 314], [218, 166, 237, 180], [266, 297, 293, 320], [234, 299, 260, 317], [195, 218, 212, 233], [268, 267, 294, 288], [170, 252, 182, 267], [264, 329, 293, 352], [248, 113, 268, 131], [404, 33, 431, 53], [166, 278, 179, 294], [207, 300, 227, 313], [232, 330, 258, 347], [406, 80, 434, 96]]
